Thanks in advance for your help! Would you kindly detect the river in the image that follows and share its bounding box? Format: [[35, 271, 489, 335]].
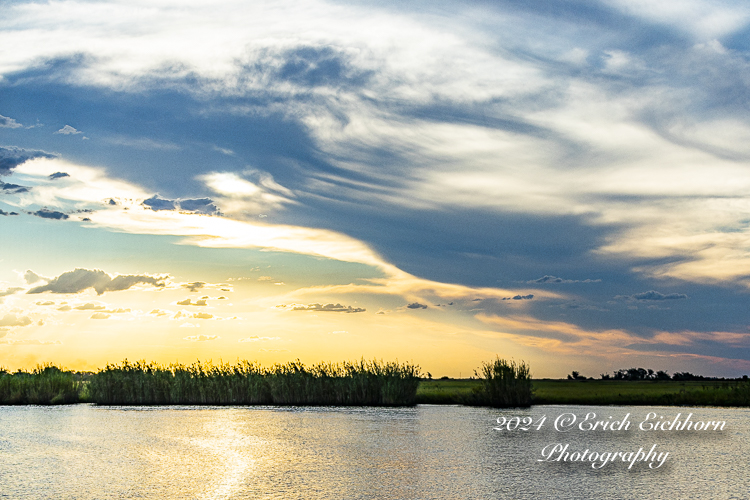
[[0, 404, 747, 499]]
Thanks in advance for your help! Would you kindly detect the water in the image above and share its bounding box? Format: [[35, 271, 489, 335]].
[[0, 405, 747, 499]]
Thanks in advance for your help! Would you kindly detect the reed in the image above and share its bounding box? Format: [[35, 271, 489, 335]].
[[474, 357, 532, 407], [86, 358, 421, 406], [0, 364, 81, 405]]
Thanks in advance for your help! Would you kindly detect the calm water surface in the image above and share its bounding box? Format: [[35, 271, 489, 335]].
[[0, 404, 747, 499]]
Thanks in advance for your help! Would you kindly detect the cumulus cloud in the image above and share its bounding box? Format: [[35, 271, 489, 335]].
[[0, 313, 33, 327], [24, 270, 47, 284], [178, 198, 219, 215], [149, 309, 170, 316], [90, 312, 110, 319], [184, 334, 220, 341], [74, 303, 106, 311], [406, 302, 428, 309], [48, 172, 70, 180], [239, 336, 280, 342], [54, 125, 82, 135], [0, 147, 56, 175], [0, 114, 22, 129], [616, 290, 689, 301], [35, 301, 55, 306], [30, 208, 69, 220], [176, 298, 207, 306], [183, 282, 205, 292], [142, 195, 175, 211], [27, 268, 166, 295], [192, 312, 213, 319], [527, 275, 601, 284], [57, 305, 71, 311], [290, 303, 366, 313]]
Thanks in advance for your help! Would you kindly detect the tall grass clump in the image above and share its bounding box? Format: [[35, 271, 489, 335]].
[[0, 364, 81, 404], [87, 359, 270, 405], [475, 357, 532, 407], [87, 358, 421, 406]]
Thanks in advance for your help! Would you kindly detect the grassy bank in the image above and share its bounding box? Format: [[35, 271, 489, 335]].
[[416, 378, 750, 406], [5, 362, 750, 407], [85, 359, 420, 406], [0, 365, 82, 405]]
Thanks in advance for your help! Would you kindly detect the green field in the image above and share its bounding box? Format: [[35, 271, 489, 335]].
[[417, 379, 750, 406]]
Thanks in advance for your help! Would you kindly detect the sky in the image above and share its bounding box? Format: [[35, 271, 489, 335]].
[[2, 0, 750, 378]]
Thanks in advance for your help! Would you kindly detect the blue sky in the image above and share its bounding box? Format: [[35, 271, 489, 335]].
[[2, 0, 750, 377]]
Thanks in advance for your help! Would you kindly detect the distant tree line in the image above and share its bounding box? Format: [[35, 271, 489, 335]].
[[566, 368, 749, 381]]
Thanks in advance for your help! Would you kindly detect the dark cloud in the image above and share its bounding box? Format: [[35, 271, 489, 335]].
[[406, 302, 428, 309], [48, 172, 70, 180], [0, 114, 23, 129], [617, 290, 689, 301], [30, 208, 69, 220], [502, 294, 534, 301], [1, 181, 30, 193], [528, 275, 601, 284], [183, 282, 205, 292], [142, 195, 175, 211], [292, 303, 366, 313], [178, 198, 218, 214], [107, 275, 167, 293], [0, 209, 19, 216], [108, 199, 117, 205], [141, 196, 219, 214], [27, 268, 167, 295], [0, 146, 56, 175]]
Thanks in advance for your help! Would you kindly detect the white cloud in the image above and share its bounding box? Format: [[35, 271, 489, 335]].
[[601, 0, 750, 39], [0, 114, 22, 129], [5, 0, 750, 294], [54, 125, 82, 135]]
